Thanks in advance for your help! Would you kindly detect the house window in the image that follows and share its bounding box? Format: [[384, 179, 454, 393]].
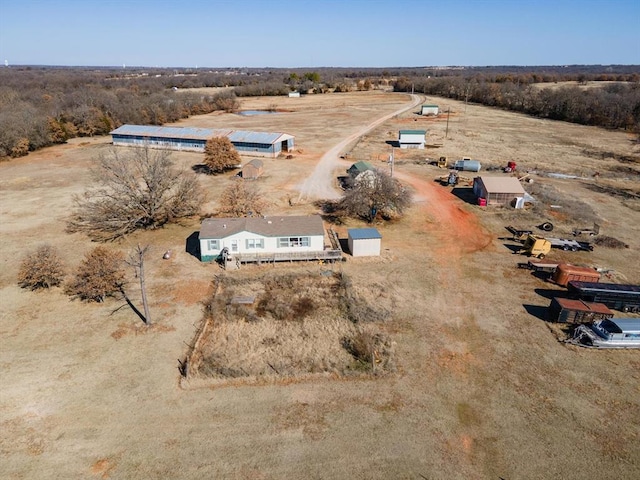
[[278, 236, 310, 248], [246, 238, 264, 249], [207, 239, 219, 250]]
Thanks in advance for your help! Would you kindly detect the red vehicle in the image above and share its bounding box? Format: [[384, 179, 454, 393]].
[[504, 161, 517, 173]]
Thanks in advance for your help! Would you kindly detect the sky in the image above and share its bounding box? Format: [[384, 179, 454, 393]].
[[0, 0, 638, 68]]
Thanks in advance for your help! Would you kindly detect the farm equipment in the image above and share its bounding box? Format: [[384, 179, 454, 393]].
[[572, 223, 600, 237], [517, 234, 594, 258], [437, 156, 448, 168], [504, 161, 517, 173], [506, 225, 534, 241], [517, 260, 559, 274]]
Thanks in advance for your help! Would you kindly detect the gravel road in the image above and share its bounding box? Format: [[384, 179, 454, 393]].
[[296, 93, 422, 202]]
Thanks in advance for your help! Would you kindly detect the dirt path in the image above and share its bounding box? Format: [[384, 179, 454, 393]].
[[296, 94, 423, 202]]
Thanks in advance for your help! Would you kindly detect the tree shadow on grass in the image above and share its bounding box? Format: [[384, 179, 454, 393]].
[[192, 164, 212, 175]]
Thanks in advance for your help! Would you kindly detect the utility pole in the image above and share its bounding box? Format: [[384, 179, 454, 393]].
[[389, 147, 394, 177], [445, 108, 451, 139]]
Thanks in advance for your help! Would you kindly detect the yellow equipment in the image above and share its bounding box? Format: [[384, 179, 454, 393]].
[[518, 235, 552, 259], [437, 156, 447, 168]]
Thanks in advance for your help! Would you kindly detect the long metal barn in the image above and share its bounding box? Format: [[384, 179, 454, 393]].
[[110, 124, 295, 158]]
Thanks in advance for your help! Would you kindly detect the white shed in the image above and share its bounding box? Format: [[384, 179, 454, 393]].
[[420, 104, 439, 116], [288, 91, 300, 97], [348, 228, 382, 257], [398, 130, 426, 149]]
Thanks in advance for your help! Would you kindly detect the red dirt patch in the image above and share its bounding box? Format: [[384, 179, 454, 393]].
[[91, 458, 115, 478]]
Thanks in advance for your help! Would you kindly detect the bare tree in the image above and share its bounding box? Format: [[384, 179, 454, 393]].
[[218, 178, 267, 217], [17, 244, 66, 290], [126, 244, 152, 325], [340, 170, 412, 222], [66, 246, 126, 302], [67, 147, 203, 241], [203, 137, 241, 174]]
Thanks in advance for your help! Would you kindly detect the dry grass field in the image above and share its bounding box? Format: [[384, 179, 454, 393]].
[[1, 91, 639, 480]]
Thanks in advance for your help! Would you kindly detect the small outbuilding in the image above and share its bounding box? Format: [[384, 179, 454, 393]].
[[398, 130, 426, 149], [288, 91, 301, 97], [347, 161, 374, 178], [420, 104, 439, 116], [241, 159, 264, 180], [472, 176, 526, 208], [348, 228, 382, 257]]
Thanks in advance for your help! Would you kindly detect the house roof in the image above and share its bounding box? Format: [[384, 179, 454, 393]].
[[200, 215, 324, 239], [477, 176, 526, 195], [110, 124, 293, 146], [348, 228, 382, 240], [422, 104, 439, 108], [399, 130, 427, 135]]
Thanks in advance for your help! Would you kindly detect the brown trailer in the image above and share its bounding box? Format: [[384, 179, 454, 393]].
[[551, 263, 600, 287], [547, 297, 613, 323]]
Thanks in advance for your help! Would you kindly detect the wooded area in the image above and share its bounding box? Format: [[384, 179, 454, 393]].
[[1, 65, 638, 160]]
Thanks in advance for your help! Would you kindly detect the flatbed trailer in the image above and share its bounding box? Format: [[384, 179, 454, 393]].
[[517, 260, 559, 273], [547, 238, 594, 252]]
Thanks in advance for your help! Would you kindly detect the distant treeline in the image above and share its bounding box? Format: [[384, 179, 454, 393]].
[[1, 65, 638, 159], [393, 73, 640, 131]]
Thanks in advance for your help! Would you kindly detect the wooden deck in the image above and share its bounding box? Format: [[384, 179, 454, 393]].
[[233, 249, 342, 265]]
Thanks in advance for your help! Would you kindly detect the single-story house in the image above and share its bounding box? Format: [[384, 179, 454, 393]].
[[110, 124, 295, 158], [398, 130, 426, 149], [420, 104, 439, 116], [241, 159, 264, 180], [472, 176, 526, 208], [199, 215, 332, 264], [348, 228, 382, 257], [347, 161, 374, 178]]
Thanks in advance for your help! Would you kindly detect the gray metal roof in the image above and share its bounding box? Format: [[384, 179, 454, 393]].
[[608, 318, 640, 333], [228, 130, 293, 144], [348, 228, 382, 240], [110, 124, 293, 145], [200, 215, 324, 239]]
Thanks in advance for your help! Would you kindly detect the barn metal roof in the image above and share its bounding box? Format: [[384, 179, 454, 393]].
[[399, 130, 427, 135], [477, 176, 526, 195], [110, 124, 293, 145], [228, 130, 293, 144], [348, 228, 382, 240], [110, 124, 229, 141], [199, 215, 324, 239]]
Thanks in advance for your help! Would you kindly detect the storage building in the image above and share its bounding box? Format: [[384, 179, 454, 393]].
[[347, 161, 374, 178], [547, 298, 613, 324], [472, 176, 526, 208], [110, 124, 295, 158], [348, 228, 382, 257], [398, 130, 426, 149], [420, 104, 439, 116], [241, 159, 264, 180]]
